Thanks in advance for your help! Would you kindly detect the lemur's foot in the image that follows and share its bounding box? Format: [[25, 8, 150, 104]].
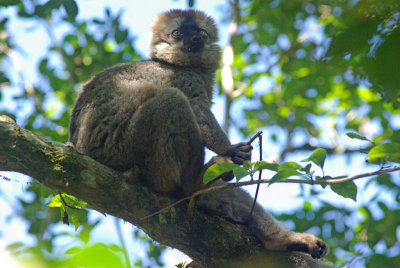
[[286, 232, 328, 259]]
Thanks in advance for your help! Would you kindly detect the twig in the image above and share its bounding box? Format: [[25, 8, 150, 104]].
[[248, 132, 263, 218], [247, 131, 263, 145], [58, 191, 81, 210]]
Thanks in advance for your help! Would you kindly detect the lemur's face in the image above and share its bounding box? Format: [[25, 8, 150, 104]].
[[149, 9, 221, 70]]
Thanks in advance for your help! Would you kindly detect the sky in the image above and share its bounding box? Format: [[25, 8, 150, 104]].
[[1, 0, 398, 267]]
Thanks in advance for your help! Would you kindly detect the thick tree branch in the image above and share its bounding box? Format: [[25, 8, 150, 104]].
[[0, 115, 329, 267]]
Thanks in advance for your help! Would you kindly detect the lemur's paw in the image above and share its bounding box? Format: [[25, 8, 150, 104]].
[[286, 232, 328, 259]]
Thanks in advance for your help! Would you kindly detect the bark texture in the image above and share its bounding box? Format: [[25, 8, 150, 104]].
[[0, 115, 330, 267]]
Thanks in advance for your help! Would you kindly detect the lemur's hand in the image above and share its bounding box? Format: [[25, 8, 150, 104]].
[[226, 142, 253, 165]]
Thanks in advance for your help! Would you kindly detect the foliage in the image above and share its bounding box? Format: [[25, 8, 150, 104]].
[[1, 0, 400, 267], [48, 193, 89, 231], [224, 0, 400, 266]]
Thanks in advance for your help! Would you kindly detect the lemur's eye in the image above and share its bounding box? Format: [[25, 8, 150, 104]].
[[199, 30, 208, 38], [171, 30, 183, 38]]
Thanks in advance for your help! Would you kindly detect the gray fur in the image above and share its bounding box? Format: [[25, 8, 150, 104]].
[[69, 9, 327, 259]]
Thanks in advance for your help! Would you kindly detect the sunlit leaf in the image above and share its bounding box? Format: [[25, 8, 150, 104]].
[[65, 246, 81, 254], [48, 195, 63, 207], [303, 201, 312, 211], [48, 193, 87, 209], [367, 143, 400, 164], [63, 243, 125, 268]]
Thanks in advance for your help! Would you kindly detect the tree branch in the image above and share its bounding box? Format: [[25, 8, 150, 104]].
[[186, 166, 400, 205], [0, 115, 330, 267]]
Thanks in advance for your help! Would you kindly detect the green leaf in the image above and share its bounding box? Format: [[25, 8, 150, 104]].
[[39, 58, 49, 74], [270, 169, 302, 184], [242, 160, 252, 170], [203, 162, 238, 184], [48, 193, 87, 209], [303, 201, 312, 211], [0, 0, 19, 6], [109, 244, 124, 252], [362, 28, 400, 106], [63, 243, 125, 268], [279, 161, 303, 171], [115, 29, 128, 43], [233, 166, 250, 180], [92, 18, 105, 25], [65, 246, 81, 254], [65, 194, 87, 208], [346, 132, 369, 141], [366, 143, 400, 164], [254, 161, 279, 172], [63, 0, 78, 18], [302, 163, 312, 174], [326, 19, 377, 58], [35, 0, 62, 18], [301, 148, 327, 169], [331, 181, 357, 201], [70, 209, 87, 231], [48, 195, 63, 207]]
